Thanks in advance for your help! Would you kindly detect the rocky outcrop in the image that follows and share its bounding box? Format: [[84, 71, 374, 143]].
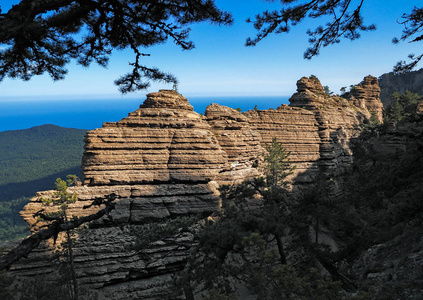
[[247, 76, 375, 196], [348, 75, 384, 122], [345, 112, 423, 296], [289, 75, 327, 109], [243, 105, 320, 192], [15, 90, 230, 299], [13, 76, 385, 299], [82, 89, 229, 186], [205, 103, 262, 184]]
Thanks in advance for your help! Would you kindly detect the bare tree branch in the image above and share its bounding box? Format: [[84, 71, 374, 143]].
[[0, 194, 117, 271]]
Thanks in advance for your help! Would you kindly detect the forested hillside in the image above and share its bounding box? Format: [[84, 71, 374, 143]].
[[0, 125, 86, 242]]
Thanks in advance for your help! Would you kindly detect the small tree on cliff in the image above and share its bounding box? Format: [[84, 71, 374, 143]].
[[385, 90, 423, 123], [0, 0, 233, 93], [181, 139, 344, 298], [323, 86, 334, 96], [39, 175, 79, 300], [263, 138, 295, 188], [0, 176, 121, 300]]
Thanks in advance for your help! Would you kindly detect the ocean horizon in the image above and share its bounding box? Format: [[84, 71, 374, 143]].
[[0, 96, 290, 132]]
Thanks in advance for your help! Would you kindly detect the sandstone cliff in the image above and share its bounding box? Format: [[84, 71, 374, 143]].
[[12, 76, 385, 299], [204, 103, 262, 184]]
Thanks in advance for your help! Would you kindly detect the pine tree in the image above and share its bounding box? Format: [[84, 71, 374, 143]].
[[0, 0, 233, 93], [385, 91, 423, 123], [185, 139, 344, 298], [40, 175, 79, 300]]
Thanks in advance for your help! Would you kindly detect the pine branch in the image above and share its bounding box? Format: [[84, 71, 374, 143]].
[[0, 194, 117, 271], [0, 0, 233, 92]]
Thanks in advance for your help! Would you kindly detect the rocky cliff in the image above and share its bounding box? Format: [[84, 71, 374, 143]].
[[11, 76, 385, 299], [379, 68, 423, 107], [345, 109, 423, 296]]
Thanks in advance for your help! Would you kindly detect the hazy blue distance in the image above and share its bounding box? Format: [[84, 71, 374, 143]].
[[0, 96, 289, 132]]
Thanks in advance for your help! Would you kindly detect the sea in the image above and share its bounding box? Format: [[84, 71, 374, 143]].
[[0, 96, 290, 132]]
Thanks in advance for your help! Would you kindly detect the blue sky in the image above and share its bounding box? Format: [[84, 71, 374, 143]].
[[0, 0, 422, 100]]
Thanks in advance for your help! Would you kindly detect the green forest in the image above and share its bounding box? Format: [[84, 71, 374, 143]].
[[0, 125, 86, 242]]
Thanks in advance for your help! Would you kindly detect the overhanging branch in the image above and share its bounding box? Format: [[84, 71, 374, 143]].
[[0, 194, 117, 271]]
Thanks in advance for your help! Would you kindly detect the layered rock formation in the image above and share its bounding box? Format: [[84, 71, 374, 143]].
[[243, 105, 321, 191], [204, 103, 262, 184], [246, 76, 380, 196], [16, 90, 229, 299], [348, 75, 384, 122], [82, 90, 229, 186], [12, 76, 384, 299]]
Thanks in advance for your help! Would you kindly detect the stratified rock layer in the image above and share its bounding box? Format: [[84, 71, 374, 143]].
[[348, 75, 384, 122], [82, 90, 228, 186], [205, 103, 262, 184], [15, 77, 384, 299], [17, 90, 227, 299], [244, 105, 320, 191]]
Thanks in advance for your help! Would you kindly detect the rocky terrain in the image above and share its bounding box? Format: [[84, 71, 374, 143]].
[[347, 108, 423, 298], [6, 75, 410, 299], [379, 68, 423, 107]]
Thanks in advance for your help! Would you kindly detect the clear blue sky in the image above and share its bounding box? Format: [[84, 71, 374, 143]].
[[0, 0, 421, 100]]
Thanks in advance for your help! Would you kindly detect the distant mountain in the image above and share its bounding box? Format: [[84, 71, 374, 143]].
[[379, 68, 423, 107], [0, 124, 86, 242]]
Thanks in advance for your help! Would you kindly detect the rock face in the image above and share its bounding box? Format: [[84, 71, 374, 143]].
[[348, 75, 384, 122], [82, 89, 229, 186], [16, 90, 228, 299], [243, 105, 321, 192], [14, 77, 384, 299], [346, 111, 423, 294], [251, 75, 381, 196], [379, 68, 423, 107], [205, 103, 262, 184]]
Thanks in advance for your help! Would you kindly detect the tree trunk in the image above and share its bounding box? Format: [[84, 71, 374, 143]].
[[181, 244, 200, 300], [315, 254, 356, 292], [315, 218, 319, 244], [66, 230, 79, 300], [274, 234, 287, 265]]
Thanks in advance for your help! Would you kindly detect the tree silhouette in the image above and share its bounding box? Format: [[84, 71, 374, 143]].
[[246, 1, 423, 72], [2, 1, 421, 93], [0, 0, 233, 93]]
